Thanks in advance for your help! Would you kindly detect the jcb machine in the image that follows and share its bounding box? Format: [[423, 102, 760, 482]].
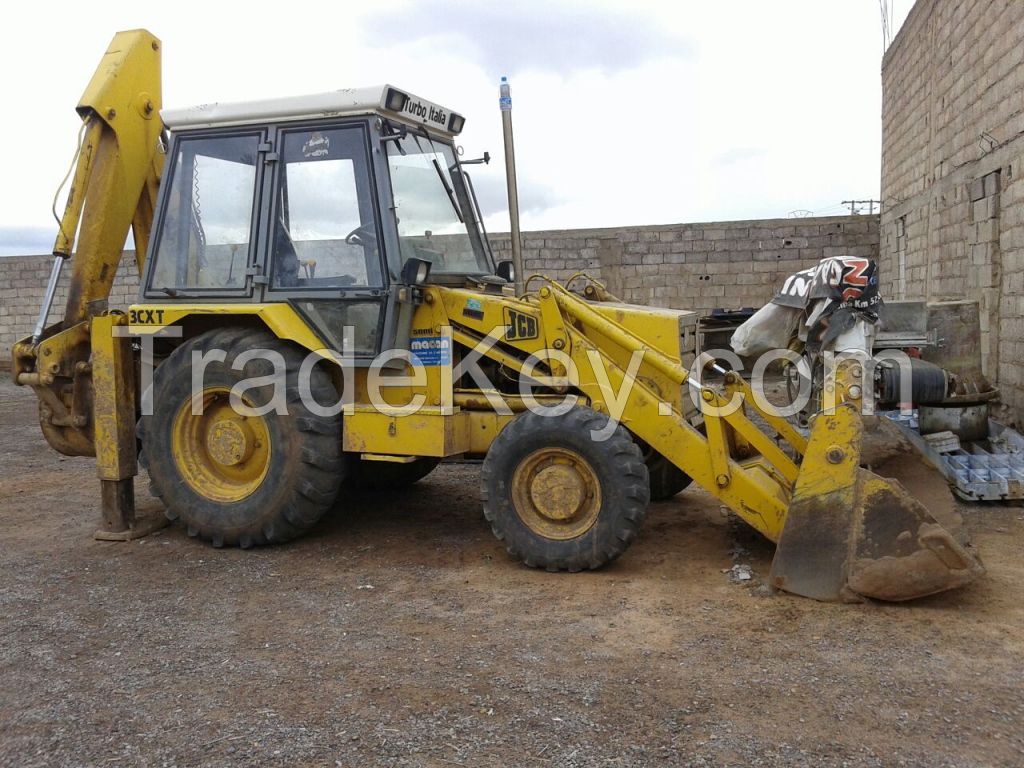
[[13, 30, 983, 602]]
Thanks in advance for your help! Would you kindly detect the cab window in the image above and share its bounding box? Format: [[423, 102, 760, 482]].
[[148, 133, 259, 293], [269, 126, 383, 290], [386, 130, 492, 275]]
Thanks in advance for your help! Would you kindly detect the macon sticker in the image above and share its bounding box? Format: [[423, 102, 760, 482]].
[[410, 336, 451, 367]]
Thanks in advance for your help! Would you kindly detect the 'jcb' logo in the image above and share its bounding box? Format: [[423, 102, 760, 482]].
[[129, 308, 165, 325], [503, 308, 539, 341]]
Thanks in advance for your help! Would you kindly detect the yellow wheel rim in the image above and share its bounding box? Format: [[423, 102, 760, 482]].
[[511, 447, 602, 540], [171, 387, 271, 503]]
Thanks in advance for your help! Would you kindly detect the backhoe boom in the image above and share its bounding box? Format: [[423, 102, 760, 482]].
[[12, 30, 164, 536]]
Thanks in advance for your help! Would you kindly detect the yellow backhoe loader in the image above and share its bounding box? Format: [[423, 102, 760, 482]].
[[13, 30, 984, 602]]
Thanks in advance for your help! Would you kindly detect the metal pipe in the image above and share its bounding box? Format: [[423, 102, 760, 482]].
[[31, 256, 66, 344], [453, 390, 575, 412], [53, 119, 103, 258], [499, 76, 525, 295]]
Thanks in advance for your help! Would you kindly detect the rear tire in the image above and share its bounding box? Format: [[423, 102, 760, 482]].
[[344, 456, 439, 491], [481, 406, 650, 571], [138, 327, 343, 547]]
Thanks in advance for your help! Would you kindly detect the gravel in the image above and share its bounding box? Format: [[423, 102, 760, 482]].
[[1, 378, 1023, 767]]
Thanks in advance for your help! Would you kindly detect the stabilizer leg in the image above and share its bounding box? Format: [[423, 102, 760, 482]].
[[91, 314, 167, 541]]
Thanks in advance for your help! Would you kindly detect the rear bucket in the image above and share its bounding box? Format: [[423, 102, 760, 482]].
[[769, 404, 984, 602]]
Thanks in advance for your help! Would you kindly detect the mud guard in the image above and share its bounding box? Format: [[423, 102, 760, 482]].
[[770, 404, 984, 602]]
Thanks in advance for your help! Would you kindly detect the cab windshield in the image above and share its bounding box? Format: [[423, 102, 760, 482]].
[[386, 128, 492, 275]]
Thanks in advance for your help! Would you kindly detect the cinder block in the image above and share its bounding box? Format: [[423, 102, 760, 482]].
[[976, 219, 999, 242], [984, 171, 1002, 198]]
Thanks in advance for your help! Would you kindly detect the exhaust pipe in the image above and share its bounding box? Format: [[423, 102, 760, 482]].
[[500, 76, 525, 295]]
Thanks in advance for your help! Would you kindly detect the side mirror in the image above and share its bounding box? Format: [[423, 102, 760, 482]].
[[495, 260, 515, 284], [401, 257, 432, 285]]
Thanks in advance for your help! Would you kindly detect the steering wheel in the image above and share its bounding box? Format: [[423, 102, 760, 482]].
[[345, 222, 376, 246]]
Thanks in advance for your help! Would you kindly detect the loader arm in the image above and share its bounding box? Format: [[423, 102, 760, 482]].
[[446, 277, 982, 602], [426, 278, 804, 540], [532, 280, 804, 542]]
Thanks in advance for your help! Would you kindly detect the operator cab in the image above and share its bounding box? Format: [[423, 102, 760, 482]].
[[143, 85, 496, 360]]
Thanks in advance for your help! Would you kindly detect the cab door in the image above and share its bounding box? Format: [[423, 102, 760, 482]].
[[255, 121, 396, 363]]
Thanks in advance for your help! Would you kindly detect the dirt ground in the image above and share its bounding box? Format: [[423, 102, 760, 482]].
[[1, 378, 1023, 768]]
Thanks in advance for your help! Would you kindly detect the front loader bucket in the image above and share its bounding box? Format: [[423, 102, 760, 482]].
[[769, 404, 984, 602]]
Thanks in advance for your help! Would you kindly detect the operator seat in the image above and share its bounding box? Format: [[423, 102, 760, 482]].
[[274, 218, 300, 287]]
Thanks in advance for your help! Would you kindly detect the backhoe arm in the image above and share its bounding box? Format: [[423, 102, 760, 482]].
[[11, 30, 164, 540], [13, 29, 164, 457], [56, 29, 164, 326]]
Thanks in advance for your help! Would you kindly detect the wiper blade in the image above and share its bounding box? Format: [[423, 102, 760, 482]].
[[156, 286, 197, 298], [432, 158, 464, 223]]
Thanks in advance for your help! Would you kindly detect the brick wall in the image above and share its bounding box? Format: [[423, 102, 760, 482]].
[[881, 0, 1024, 417], [0, 215, 878, 365]]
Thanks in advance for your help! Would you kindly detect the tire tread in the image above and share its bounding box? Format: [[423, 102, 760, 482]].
[[139, 327, 342, 548]]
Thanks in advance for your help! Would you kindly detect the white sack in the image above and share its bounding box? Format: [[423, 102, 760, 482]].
[[730, 302, 802, 357]]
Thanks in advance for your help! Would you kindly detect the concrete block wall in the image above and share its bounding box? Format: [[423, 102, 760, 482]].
[[0, 252, 141, 364], [0, 215, 878, 365], [881, 0, 1024, 419], [489, 215, 878, 318]]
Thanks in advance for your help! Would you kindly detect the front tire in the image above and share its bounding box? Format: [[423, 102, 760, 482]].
[[481, 407, 650, 571], [138, 327, 343, 547], [644, 450, 694, 501]]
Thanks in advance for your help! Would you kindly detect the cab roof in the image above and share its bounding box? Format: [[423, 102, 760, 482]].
[[160, 85, 465, 136]]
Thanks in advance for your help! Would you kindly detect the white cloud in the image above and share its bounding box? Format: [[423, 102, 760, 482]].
[[360, 0, 691, 77], [0, 0, 912, 254]]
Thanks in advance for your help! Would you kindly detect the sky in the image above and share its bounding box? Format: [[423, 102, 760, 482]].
[[0, 0, 912, 256]]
